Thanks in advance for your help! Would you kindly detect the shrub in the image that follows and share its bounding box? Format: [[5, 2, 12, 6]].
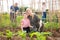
[[0, 32, 3, 36], [30, 32, 51, 40], [16, 16, 23, 26], [6, 30, 13, 38], [0, 13, 23, 27], [44, 22, 59, 30], [17, 31, 26, 38], [52, 14, 58, 23]]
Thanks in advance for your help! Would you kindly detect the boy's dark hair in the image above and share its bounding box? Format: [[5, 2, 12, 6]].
[[42, 2, 45, 5]]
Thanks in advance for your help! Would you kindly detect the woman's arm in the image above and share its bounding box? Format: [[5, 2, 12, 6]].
[[21, 20, 24, 31], [29, 21, 33, 28]]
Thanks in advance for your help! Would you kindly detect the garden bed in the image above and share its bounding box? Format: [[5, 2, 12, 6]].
[[0, 13, 60, 40]]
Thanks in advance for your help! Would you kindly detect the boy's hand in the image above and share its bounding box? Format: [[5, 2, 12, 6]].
[[16, 12, 18, 15], [16, 10, 19, 15]]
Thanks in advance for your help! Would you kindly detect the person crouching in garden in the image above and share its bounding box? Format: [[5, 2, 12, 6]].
[[21, 13, 31, 33], [26, 8, 40, 32]]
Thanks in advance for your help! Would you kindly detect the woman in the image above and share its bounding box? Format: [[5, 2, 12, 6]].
[[26, 8, 40, 32]]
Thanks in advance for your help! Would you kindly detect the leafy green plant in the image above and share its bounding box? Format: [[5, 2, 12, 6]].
[[30, 32, 41, 38], [30, 32, 52, 40], [6, 30, 13, 38], [52, 14, 58, 23], [0, 13, 10, 27], [16, 16, 23, 26], [41, 32, 52, 36], [0, 32, 3, 36], [17, 31, 26, 40], [10, 22, 17, 28], [44, 22, 59, 30], [51, 22, 59, 29], [44, 22, 51, 30], [30, 32, 51, 40], [17, 31, 26, 38], [0, 13, 23, 27], [19, 7, 28, 12]]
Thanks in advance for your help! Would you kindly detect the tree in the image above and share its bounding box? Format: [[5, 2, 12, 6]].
[[2, 0, 3, 12], [0, 0, 1, 12], [30, 0, 35, 9], [38, 0, 41, 12], [7, 0, 9, 12], [21, 0, 23, 6], [12, 0, 14, 5]]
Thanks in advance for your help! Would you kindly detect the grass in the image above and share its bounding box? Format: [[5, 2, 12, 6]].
[[0, 13, 60, 29], [0, 13, 23, 27]]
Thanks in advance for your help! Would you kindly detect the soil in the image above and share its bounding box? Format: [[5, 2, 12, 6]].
[[0, 36, 7, 40], [0, 27, 60, 40], [0, 27, 21, 32], [11, 36, 22, 40]]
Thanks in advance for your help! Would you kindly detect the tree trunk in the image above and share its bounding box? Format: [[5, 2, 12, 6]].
[[7, 0, 9, 12], [38, 0, 41, 12], [2, 0, 3, 12], [21, 0, 23, 6], [12, 0, 14, 5]]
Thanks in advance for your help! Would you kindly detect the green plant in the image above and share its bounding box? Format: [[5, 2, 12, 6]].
[[0, 32, 3, 36], [17, 31, 26, 38], [44, 22, 51, 30], [0, 13, 24, 27], [16, 16, 23, 26], [41, 32, 52, 36], [44, 22, 59, 30], [20, 7, 28, 12], [51, 22, 59, 29], [10, 22, 17, 28], [0, 13, 10, 27], [17, 31, 26, 40], [39, 36, 46, 40], [6, 30, 13, 38], [30, 32, 40, 38], [52, 14, 58, 23], [30, 32, 51, 40]]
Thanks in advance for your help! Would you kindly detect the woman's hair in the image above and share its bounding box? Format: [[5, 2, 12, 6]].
[[26, 8, 35, 19], [26, 8, 31, 10], [26, 8, 32, 12]]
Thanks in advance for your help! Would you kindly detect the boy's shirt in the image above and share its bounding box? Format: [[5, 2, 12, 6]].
[[10, 6, 19, 13], [21, 18, 30, 28], [42, 5, 46, 12]]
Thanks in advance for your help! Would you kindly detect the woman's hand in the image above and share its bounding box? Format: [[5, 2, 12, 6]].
[[21, 27, 23, 31], [29, 25, 33, 28]]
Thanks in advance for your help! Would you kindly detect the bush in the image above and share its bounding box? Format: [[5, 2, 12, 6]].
[[30, 32, 51, 40], [44, 22, 59, 31], [6, 30, 13, 38], [0, 13, 23, 27], [17, 31, 26, 37], [0, 32, 3, 36], [16, 16, 23, 26], [0, 13, 10, 27], [52, 14, 58, 23]]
